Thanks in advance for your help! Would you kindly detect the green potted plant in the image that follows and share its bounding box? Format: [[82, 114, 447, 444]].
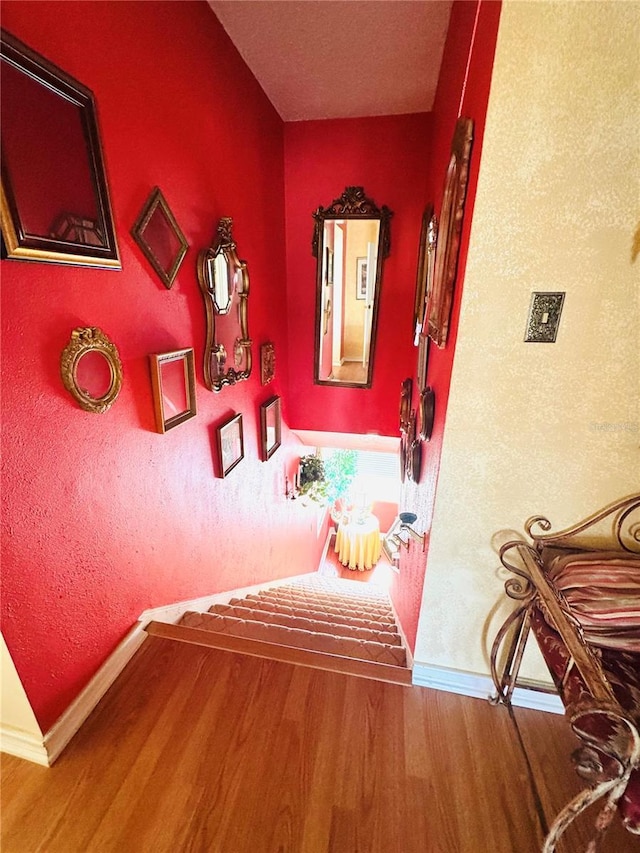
[[298, 454, 328, 504]]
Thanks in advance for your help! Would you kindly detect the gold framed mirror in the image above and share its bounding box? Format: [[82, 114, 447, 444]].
[[1, 29, 120, 269], [312, 186, 392, 388], [425, 117, 474, 348], [60, 327, 123, 413], [132, 187, 188, 289], [413, 204, 437, 343], [149, 348, 197, 434], [197, 217, 251, 392]]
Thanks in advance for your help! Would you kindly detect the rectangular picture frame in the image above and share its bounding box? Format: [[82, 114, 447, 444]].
[[356, 257, 367, 299], [260, 395, 281, 461], [216, 412, 244, 477], [149, 348, 196, 434]]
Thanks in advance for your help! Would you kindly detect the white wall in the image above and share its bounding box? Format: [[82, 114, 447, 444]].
[[415, 0, 640, 681], [1, 632, 44, 756]]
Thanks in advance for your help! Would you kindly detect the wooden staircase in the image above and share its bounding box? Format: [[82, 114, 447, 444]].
[[146, 576, 412, 685]]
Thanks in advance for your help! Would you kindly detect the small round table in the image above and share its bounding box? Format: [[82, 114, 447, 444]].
[[335, 514, 381, 571]]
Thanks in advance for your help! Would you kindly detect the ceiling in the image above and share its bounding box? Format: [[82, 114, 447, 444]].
[[208, 1, 452, 122]]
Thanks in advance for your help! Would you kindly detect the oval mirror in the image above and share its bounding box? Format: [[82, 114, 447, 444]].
[[197, 217, 252, 392], [312, 187, 392, 388]]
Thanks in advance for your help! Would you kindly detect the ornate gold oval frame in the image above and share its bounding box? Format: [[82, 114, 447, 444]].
[[60, 326, 123, 413]]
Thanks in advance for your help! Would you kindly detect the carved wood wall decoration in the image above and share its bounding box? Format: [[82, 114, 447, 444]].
[[426, 117, 474, 349]]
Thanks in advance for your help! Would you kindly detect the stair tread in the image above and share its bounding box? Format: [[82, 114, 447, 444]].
[[146, 621, 412, 685], [231, 596, 397, 628], [208, 603, 402, 644], [181, 611, 406, 666], [259, 587, 393, 613]]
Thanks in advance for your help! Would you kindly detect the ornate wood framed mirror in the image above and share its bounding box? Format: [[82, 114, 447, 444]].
[[312, 186, 392, 388], [197, 217, 251, 392], [425, 117, 474, 348], [0, 29, 120, 268]]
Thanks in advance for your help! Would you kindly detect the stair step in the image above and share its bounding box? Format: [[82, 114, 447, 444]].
[[259, 587, 393, 615], [228, 598, 397, 634], [208, 603, 402, 645], [145, 620, 413, 686], [277, 580, 392, 607], [180, 611, 406, 667], [232, 596, 397, 629]]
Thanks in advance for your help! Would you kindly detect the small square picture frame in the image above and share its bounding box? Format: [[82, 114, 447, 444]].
[[216, 413, 244, 478]]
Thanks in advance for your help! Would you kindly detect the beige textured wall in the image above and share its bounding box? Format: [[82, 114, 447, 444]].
[[1, 633, 42, 739], [414, 1, 640, 680]]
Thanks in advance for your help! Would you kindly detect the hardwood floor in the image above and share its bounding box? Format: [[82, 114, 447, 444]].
[[1, 637, 637, 852]]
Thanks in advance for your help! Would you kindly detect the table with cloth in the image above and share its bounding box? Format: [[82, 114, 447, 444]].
[[335, 513, 381, 571]]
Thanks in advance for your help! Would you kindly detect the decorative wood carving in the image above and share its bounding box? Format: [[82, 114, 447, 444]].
[[426, 117, 474, 348]]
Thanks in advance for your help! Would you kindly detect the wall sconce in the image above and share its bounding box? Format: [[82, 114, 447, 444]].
[[381, 512, 425, 567]]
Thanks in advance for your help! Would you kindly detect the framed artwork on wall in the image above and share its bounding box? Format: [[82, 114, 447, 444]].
[[260, 395, 281, 461], [356, 257, 367, 299], [260, 341, 275, 385], [216, 412, 244, 477]]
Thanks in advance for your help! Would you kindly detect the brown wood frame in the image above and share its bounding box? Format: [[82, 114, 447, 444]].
[[0, 29, 120, 269], [216, 412, 244, 478], [149, 348, 196, 434], [259, 395, 281, 461]]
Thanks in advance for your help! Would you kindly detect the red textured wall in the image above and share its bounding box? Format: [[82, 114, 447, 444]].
[[390, 0, 502, 652], [284, 113, 431, 436], [0, 1, 326, 732]]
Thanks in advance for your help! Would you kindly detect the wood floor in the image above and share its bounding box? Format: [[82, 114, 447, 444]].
[[1, 637, 637, 853]]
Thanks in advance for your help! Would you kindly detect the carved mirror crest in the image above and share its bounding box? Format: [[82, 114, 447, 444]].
[[312, 186, 392, 388], [197, 217, 252, 392], [132, 187, 188, 289], [60, 327, 122, 413], [426, 117, 474, 349], [1, 29, 120, 268]]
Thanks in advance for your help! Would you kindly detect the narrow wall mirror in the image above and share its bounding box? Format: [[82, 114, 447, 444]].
[[0, 29, 120, 268], [197, 217, 251, 392], [312, 187, 392, 388]]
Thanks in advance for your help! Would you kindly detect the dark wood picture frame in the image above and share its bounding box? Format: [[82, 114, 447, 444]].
[[260, 395, 281, 461], [216, 412, 244, 478], [0, 29, 120, 269]]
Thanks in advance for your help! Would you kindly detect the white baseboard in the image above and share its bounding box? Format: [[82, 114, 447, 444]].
[[43, 624, 147, 764], [412, 662, 564, 714], [14, 573, 320, 767], [0, 725, 49, 766]]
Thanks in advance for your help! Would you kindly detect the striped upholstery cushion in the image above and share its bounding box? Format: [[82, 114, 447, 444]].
[[548, 551, 640, 652]]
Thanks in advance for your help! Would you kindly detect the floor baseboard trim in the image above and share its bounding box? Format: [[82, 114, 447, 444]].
[[0, 725, 49, 766], [412, 662, 564, 714], [44, 624, 147, 764]]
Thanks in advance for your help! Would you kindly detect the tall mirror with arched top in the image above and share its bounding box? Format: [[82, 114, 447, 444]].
[[197, 217, 251, 392], [312, 187, 392, 388]]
